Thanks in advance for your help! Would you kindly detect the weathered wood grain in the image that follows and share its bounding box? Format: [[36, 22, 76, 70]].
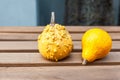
[[71, 33, 120, 41], [0, 41, 119, 52], [0, 27, 119, 80], [0, 52, 119, 67], [0, 33, 119, 41], [0, 66, 119, 80], [0, 26, 120, 80], [0, 27, 119, 33], [0, 33, 38, 41]]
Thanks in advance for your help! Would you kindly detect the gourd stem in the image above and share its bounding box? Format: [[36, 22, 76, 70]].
[[82, 59, 87, 65], [50, 12, 55, 26]]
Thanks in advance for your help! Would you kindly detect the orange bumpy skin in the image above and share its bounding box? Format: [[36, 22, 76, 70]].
[[38, 24, 73, 61]]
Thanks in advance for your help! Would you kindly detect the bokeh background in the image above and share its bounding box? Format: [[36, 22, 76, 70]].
[[0, 0, 119, 26]]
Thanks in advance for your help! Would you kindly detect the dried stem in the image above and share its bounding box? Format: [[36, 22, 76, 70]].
[[50, 12, 55, 26], [82, 59, 87, 65]]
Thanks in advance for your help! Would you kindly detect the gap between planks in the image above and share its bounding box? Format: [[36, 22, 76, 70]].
[[0, 52, 119, 67], [0, 33, 119, 41], [0, 27, 120, 33]]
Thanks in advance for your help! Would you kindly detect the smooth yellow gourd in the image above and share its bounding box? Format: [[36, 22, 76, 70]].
[[38, 13, 73, 61], [82, 28, 112, 64]]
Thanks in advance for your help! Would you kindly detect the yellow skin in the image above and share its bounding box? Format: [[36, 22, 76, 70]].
[[82, 28, 112, 62], [38, 24, 73, 61]]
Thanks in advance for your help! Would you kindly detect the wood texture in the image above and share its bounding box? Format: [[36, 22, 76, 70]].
[[0, 41, 119, 52], [0, 27, 119, 80], [0, 27, 119, 41], [0, 27, 120, 33], [0, 52, 119, 67], [0, 33, 119, 41], [0, 66, 120, 80]]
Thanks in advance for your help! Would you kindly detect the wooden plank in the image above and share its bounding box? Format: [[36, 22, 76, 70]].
[[0, 66, 119, 80], [0, 27, 44, 33], [0, 52, 119, 67], [74, 41, 120, 52], [71, 33, 120, 41], [0, 27, 120, 33], [0, 33, 119, 41], [0, 41, 119, 52], [0, 41, 37, 52], [67, 26, 120, 33], [0, 33, 38, 41]]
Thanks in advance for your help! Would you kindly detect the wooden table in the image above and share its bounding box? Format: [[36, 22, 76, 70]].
[[0, 26, 120, 80]]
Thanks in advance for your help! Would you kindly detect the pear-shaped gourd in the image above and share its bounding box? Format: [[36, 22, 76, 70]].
[[82, 28, 112, 65], [38, 12, 73, 61]]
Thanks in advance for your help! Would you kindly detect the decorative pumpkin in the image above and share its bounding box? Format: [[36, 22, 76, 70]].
[[38, 12, 73, 61], [82, 28, 112, 65]]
